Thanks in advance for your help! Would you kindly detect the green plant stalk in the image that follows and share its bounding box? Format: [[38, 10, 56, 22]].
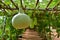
[[48, 12, 52, 40], [2, 16, 6, 40]]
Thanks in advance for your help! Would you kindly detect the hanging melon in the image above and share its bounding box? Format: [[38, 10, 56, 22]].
[[12, 13, 31, 29]]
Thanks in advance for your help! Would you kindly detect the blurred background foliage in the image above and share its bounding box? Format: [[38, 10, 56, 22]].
[[0, 0, 60, 40]]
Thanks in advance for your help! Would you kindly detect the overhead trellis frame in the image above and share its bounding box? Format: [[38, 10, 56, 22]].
[[53, 2, 60, 9], [45, 0, 52, 9], [0, 0, 60, 11], [10, 0, 19, 9]]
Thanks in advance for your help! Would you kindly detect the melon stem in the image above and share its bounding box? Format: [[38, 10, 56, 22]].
[[18, 0, 24, 14]]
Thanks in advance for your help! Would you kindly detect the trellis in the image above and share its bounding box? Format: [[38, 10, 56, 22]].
[[0, 0, 60, 40], [0, 0, 60, 11]]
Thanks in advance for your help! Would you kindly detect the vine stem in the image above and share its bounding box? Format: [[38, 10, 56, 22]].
[[18, 0, 24, 14]]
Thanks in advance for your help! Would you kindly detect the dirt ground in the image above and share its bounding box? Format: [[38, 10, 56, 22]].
[[18, 29, 60, 40]]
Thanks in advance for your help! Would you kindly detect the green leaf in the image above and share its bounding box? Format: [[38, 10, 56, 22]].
[[30, 19, 34, 28], [34, 17, 37, 25]]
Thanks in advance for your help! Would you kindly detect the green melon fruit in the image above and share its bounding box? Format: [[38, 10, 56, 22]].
[[12, 13, 31, 29]]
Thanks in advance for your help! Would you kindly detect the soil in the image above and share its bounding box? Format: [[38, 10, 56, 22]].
[[18, 29, 60, 40]]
